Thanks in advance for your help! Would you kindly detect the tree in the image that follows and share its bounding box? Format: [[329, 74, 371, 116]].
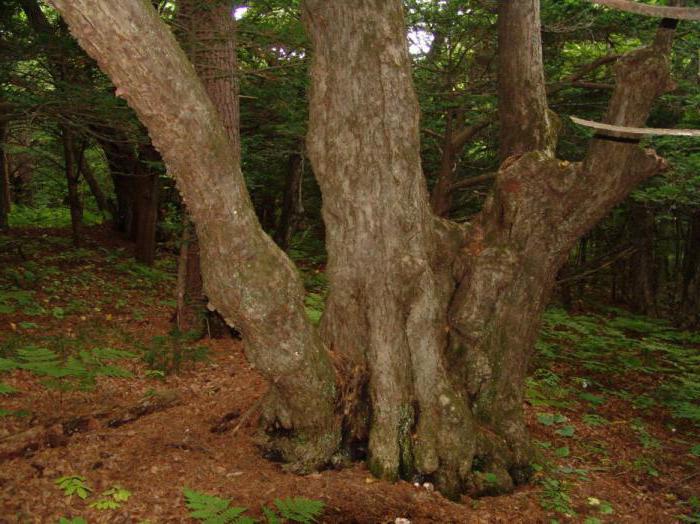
[[49, 0, 682, 499], [47, 0, 339, 472]]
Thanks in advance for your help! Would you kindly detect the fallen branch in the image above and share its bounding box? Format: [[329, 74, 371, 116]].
[[571, 116, 700, 138], [589, 0, 700, 21], [0, 391, 181, 461]]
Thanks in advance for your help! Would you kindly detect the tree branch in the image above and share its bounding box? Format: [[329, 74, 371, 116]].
[[450, 171, 496, 191], [589, 0, 700, 21], [571, 116, 700, 137]]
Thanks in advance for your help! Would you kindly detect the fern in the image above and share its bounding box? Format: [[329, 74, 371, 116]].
[[183, 488, 250, 524], [273, 498, 325, 523], [183, 490, 325, 524], [0, 382, 17, 394], [1, 347, 134, 392]]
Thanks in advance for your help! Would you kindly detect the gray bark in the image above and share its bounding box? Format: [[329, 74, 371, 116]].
[[48, 0, 340, 470]]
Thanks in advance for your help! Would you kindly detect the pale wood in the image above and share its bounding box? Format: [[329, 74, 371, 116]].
[[590, 0, 700, 21], [571, 115, 700, 137]]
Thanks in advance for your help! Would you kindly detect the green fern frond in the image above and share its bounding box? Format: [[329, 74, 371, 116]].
[[274, 497, 325, 523], [0, 382, 17, 394], [183, 488, 249, 524], [0, 357, 18, 372]]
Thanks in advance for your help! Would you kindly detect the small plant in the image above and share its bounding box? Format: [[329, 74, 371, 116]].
[[183, 488, 251, 524], [58, 518, 87, 524], [183, 489, 325, 524], [539, 477, 574, 517], [142, 332, 209, 375], [55, 475, 91, 499], [537, 413, 568, 427], [0, 346, 135, 392], [89, 485, 131, 510]]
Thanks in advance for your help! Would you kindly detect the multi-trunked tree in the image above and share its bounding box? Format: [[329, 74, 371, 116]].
[[47, 0, 695, 498]]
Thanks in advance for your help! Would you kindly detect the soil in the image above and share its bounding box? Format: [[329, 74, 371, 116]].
[[0, 225, 698, 523]]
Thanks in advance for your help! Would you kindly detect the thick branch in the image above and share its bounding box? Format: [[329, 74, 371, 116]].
[[571, 116, 700, 137], [589, 0, 700, 21]]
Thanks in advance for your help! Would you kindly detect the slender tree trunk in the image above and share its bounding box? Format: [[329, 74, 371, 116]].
[[79, 155, 114, 218], [680, 210, 700, 327], [0, 117, 9, 231], [61, 128, 83, 245], [274, 151, 304, 251], [429, 112, 458, 217], [133, 144, 160, 265], [628, 203, 657, 315], [50, 0, 340, 471]]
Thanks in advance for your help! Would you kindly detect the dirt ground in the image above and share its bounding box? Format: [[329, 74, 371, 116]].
[[0, 226, 697, 523]]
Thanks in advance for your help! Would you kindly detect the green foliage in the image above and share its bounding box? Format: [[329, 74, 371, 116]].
[[539, 477, 574, 517], [183, 489, 325, 524], [142, 332, 209, 375], [304, 293, 324, 325], [537, 308, 700, 426], [0, 346, 135, 391], [537, 413, 568, 427], [55, 475, 91, 499], [58, 518, 87, 524], [89, 486, 131, 510], [9, 206, 103, 228], [183, 488, 251, 524], [273, 498, 325, 523]]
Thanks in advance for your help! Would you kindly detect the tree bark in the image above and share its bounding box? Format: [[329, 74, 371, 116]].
[[497, 0, 558, 161], [0, 116, 9, 231], [304, 0, 476, 496], [49, 0, 340, 471], [61, 128, 83, 246], [132, 144, 160, 265], [274, 151, 304, 251], [680, 210, 700, 327], [176, 0, 240, 334], [79, 155, 114, 219]]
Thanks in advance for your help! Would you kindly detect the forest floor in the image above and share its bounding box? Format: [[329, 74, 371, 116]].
[[0, 225, 698, 524]]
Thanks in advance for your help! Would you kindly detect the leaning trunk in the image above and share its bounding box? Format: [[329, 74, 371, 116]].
[[50, 0, 340, 470]]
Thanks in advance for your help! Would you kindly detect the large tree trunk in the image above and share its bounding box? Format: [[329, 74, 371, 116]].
[[49, 0, 340, 471], [304, 0, 476, 497], [305, 0, 675, 498], [175, 0, 241, 335]]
